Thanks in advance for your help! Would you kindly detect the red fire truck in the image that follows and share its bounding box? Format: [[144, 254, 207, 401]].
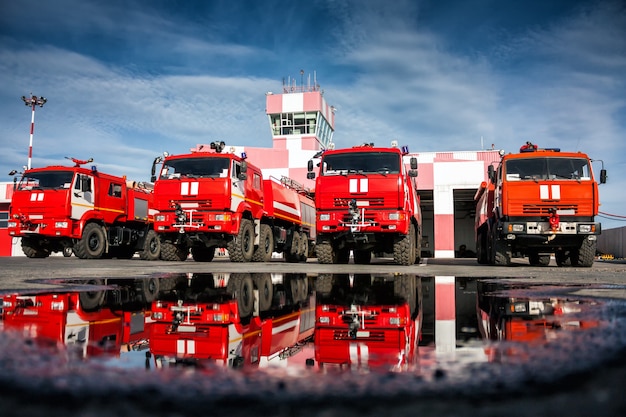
[[474, 142, 606, 267], [477, 281, 599, 360], [307, 142, 422, 265], [7, 158, 160, 260], [0, 278, 158, 358], [313, 273, 421, 371], [150, 141, 315, 262], [149, 272, 314, 369]]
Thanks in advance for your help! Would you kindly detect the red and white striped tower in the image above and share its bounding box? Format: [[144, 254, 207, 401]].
[[21, 94, 47, 170]]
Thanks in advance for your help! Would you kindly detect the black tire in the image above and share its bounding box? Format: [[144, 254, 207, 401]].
[[571, 239, 596, 267], [228, 219, 255, 262], [353, 249, 371, 264], [298, 232, 309, 261], [228, 274, 254, 317], [316, 241, 337, 264], [140, 278, 160, 303], [74, 223, 106, 259], [254, 274, 273, 312], [555, 250, 571, 267], [139, 230, 160, 261], [252, 224, 273, 262], [21, 237, 50, 258], [476, 231, 488, 264], [160, 241, 188, 261], [393, 224, 415, 266], [191, 246, 215, 262], [491, 230, 511, 266], [286, 231, 301, 263], [79, 279, 106, 311], [394, 274, 417, 318]]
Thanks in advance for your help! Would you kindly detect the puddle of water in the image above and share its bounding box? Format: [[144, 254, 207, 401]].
[[1, 273, 625, 406]]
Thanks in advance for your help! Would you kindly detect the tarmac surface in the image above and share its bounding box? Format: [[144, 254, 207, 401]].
[[0, 255, 625, 416]]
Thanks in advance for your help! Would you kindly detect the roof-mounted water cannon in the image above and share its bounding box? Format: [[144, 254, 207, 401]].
[[520, 141, 538, 152], [65, 157, 94, 167], [210, 141, 226, 153]]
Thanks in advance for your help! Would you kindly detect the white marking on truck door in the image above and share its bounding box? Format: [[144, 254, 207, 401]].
[[181, 182, 189, 195], [551, 184, 560, 199], [30, 193, 44, 201], [540, 185, 549, 199]]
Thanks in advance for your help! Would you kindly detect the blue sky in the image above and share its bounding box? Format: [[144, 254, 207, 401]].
[[1, 0, 625, 228]]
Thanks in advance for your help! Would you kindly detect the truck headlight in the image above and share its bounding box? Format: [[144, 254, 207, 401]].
[[578, 224, 593, 233], [55, 221, 69, 228], [7, 221, 17, 228], [155, 214, 166, 222], [509, 224, 525, 232], [319, 214, 330, 221]]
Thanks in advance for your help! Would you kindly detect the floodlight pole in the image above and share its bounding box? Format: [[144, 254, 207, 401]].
[[21, 94, 47, 170]]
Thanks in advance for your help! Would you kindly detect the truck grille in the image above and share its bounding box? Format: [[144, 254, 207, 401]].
[[334, 197, 385, 208], [522, 204, 578, 215]]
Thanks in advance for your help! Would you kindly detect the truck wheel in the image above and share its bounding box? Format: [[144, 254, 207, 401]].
[[79, 279, 106, 311], [529, 253, 550, 266], [285, 231, 301, 263], [160, 241, 188, 261], [140, 278, 160, 303], [254, 274, 273, 312], [353, 249, 371, 264], [21, 237, 50, 258], [571, 239, 596, 267], [492, 238, 511, 266], [228, 273, 254, 318], [252, 224, 273, 262], [191, 246, 215, 262], [228, 219, 255, 262], [74, 223, 106, 259], [63, 246, 73, 257], [316, 242, 336, 264], [476, 231, 488, 264], [139, 230, 160, 261], [298, 232, 309, 261], [394, 274, 417, 318], [393, 224, 415, 266], [555, 250, 571, 267]]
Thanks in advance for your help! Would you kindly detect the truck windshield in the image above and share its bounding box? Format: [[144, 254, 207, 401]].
[[18, 171, 74, 190], [505, 157, 591, 181], [321, 152, 401, 175], [160, 157, 230, 179]]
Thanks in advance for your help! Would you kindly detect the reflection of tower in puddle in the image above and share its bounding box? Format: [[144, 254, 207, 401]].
[[435, 276, 456, 357]]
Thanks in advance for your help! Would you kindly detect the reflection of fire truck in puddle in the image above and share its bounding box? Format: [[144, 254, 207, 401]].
[[313, 273, 421, 371], [477, 281, 599, 359], [149, 273, 315, 368], [0, 278, 159, 357]]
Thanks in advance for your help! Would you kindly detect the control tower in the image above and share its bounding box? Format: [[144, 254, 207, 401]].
[[265, 71, 335, 153]]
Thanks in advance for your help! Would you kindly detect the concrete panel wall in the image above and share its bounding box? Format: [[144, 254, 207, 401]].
[[597, 227, 626, 258]]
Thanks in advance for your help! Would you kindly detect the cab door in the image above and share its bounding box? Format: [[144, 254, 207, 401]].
[[71, 173, 95, 220]]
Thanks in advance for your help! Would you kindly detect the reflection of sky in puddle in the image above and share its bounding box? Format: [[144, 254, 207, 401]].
[[1, 273, 625, 397]]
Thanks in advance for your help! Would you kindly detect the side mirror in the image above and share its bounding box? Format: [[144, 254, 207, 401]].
[[307, 172, 315, 180], [410, 157, 418, 170], [600, 169, 607, 184], [488, 165, 495, 183], [307, 160, 314, 172]]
